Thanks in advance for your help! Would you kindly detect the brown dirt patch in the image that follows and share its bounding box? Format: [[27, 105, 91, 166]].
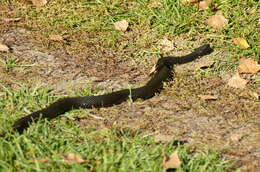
[[0, 27, 147, 92]]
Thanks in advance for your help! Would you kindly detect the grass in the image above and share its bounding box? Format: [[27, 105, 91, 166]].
[[0, 86, 230, 171], [0, 0, 259, 171], [2, 0, 258, 60]]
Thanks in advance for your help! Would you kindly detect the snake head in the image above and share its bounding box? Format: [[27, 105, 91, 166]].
[[149, 44, 213, 75], [194, 44, 213, 56]]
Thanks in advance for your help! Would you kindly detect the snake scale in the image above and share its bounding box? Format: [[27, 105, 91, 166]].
[[3, 44, 213, 136]]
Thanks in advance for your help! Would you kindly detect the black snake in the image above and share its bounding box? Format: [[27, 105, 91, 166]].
[[3, 44, 213, 136]]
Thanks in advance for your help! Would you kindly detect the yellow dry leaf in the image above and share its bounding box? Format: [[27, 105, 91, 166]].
[[154, 134, 173, 143], [148, 1, 163, 8], [227, 73, 248, 89], [163, 151, 181, 171], [230, 133, 243, 142], [206, 14, 228, 29], [181, 0, 198, 5], [63, 153, 85, 164], [199, 0, 211, 11], [0, 43, 9, 52], [2, 17, 21, 22], [198, 95, 218, 100], [158, 37, 174, 52], [250, 91, 259, 100], [233, 38, 250, 49], [114, 20, 129, 32], [238, 58, 260, 74], [31, 0, 48, 7], [196, 58, 215, 69], [30, 158, 50, 162], [49, 34, 64, 42]]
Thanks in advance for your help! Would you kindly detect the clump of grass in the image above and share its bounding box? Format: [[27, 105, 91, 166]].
[[2, 0, 257, 65], [0, 86, 230, 171]]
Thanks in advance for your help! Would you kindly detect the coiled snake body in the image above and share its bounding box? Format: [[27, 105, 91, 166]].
[[6, 44, 213, 135]]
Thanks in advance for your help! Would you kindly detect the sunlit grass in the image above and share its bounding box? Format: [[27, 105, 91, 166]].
[[0, 0, 258, 170]]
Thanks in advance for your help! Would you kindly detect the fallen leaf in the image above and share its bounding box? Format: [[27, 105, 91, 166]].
[[233, 38, 250, 49], [2, 17, 21, 22], [213, 4, 220, 10], [206, 14, 228, 29], [250, 91, 259, 100], [181, 0, 198, 5], [0, 43, 9, 52], [239, 58, 260, 74], [63, 153, 85, 164], [148, 1, 163, 8], [158, 37, 174, 52], [196, 58, 215, 69], [198, 95, 218, 100], [227, 73, 248, 89], [49, 34, 64, 42], [163, 151, 181, 171], [230, 133, 243, 142], [30, 158, 50, 162], [114, 20, 129, 32], [199, 0, 211, 11], [154, 134, 173, 143], [31, 0, 48, 7]]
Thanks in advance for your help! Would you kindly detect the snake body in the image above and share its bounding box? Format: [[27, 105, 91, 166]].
[[10, 44, 213, 134]]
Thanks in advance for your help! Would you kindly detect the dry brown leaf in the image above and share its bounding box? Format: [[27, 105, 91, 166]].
[[31, 0, 48, 7], [196, 59, 215, 69], [206, 14, 228, 29], [239, 58, 260, 74], [199, 0, 211, 11], [49, 34, 64, 42], [158, 37, 174, 52], [63, 153, 85, 164], [148, 1, 163, 8], [0, 43, 9, 52], [233, 38, 250, 49], [227, 73, 248, 89], [30, 158, 50, 162], [198, 95, 218, 100], [181, 0, 198, 5], [114, 20, 129, 32], [230, 133, 243, 142], [2, 17, 21, 22], [154, 134, 173, 143], [163, 151, 181, 171], [250, 91, 259, 100]]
